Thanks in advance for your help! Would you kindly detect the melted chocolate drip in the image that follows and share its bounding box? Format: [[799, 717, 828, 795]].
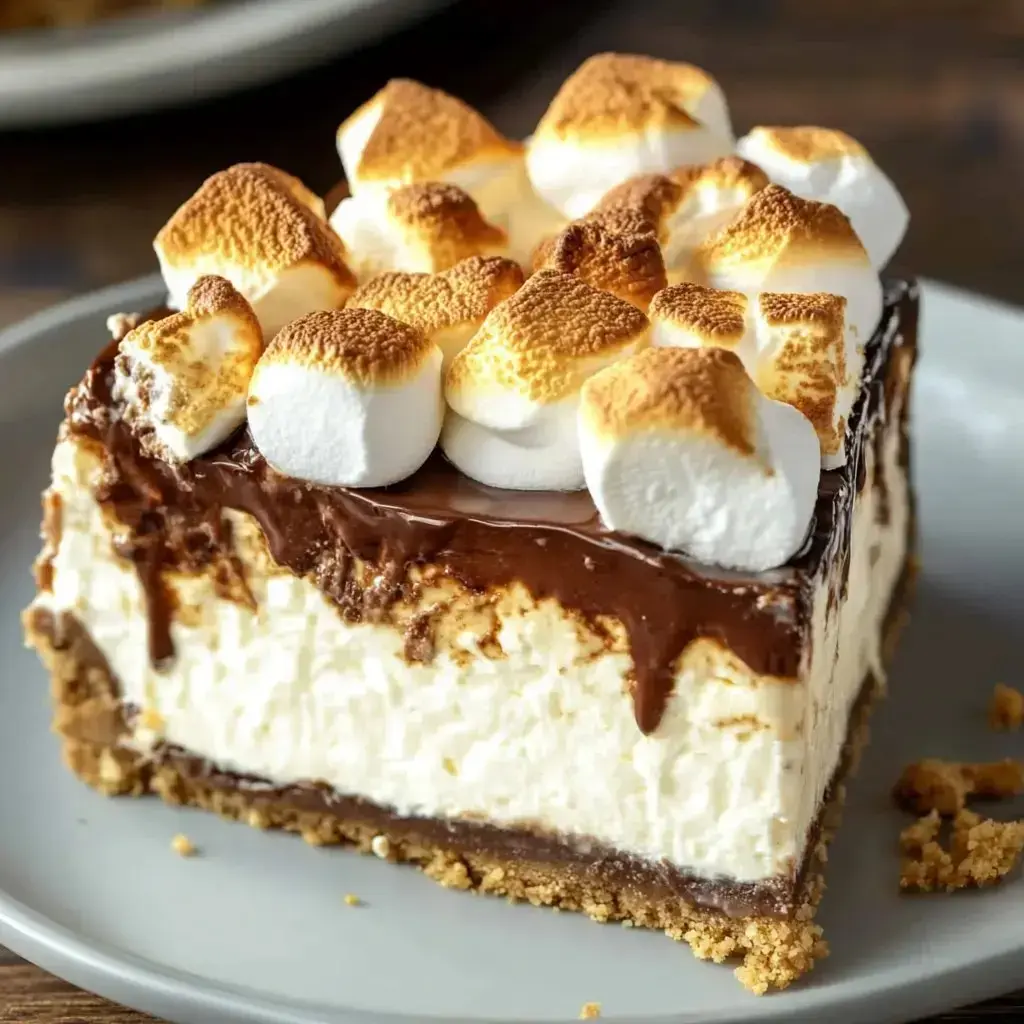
[[65, 281, 918, 733]]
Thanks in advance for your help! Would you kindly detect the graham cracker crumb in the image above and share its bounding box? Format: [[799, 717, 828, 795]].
[[343, 893, 362, 906], [899, 809, 1024, 892], [989, 683, 1024, 731], [893, 758, 1024, 816], [579, 1001, 601, 1020], [171, 833, 196, 857]]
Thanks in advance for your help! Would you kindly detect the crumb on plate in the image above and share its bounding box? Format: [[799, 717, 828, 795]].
[[989, 683, 1024, 731], [171, 833, 197, 857], [899, 809, 1024, 892], [579, 1002, 601, 1020], [343, 893, 361, 906], [893, 758, 1024, 816]]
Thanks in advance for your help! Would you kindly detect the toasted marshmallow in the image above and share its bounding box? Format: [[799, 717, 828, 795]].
[[579, 347, 820, 571], [154, 163, 355, 339], [338, 79, 522, 205], [443, 270, 649, 490], [337, 79, 559, 266], [526, 53, 734, 219], [346, 255, 524, 370], [247, 309, 442, 487], [112, 276, 262, 464], [694, 184, 883, 347], [736, 126, 908, 269], [532, 211, 666, 310], [329, 182, 508, 282], [592, 157, 769, 282], [650, 283, 852, 466]]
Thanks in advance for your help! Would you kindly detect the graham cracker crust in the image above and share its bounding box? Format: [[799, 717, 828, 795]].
[[23, 552, 915, 995]]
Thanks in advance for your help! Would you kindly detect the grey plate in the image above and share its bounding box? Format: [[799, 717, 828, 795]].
[[0, 276, 1022, 1024], [0, 0, 448, 129]]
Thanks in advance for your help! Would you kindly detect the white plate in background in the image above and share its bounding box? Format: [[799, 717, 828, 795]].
[[0, 0, 449, 129]]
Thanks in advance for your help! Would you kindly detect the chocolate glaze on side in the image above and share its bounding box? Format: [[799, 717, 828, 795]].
[[64, 280, 918, 734]]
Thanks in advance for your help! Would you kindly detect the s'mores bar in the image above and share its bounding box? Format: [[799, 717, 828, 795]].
[[25, 53, 917, 994]]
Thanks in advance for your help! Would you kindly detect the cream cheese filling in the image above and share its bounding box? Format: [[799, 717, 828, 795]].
[[35, 403, 907, 884]]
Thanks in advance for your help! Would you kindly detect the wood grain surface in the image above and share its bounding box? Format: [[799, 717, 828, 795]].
[[1, 0, 1022, 1020]]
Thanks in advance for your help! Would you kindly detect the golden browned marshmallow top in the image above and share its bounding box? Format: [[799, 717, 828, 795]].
[[259, 308, 436, 387], [347, 255, 524, 335], [648, 282, 748, 347], [580, 346, 756, 456], [155, 163, 349, 279], [534, 53, 721, 141], [532, 216, 666, 311], [447, 269, 649, 406], [696, 183, 864, 273], [339, 79, 522, 187]]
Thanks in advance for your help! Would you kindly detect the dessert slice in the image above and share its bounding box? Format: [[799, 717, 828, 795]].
[[25, 53, 918, 994]]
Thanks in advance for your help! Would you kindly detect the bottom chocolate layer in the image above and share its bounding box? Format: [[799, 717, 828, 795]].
[[24, 551, 914, 993]]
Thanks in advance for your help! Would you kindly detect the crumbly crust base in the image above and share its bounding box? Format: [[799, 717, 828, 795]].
[[24, 554, 914, 994]]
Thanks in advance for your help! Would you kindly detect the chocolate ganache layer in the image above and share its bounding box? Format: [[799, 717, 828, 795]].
[[61, 279, 918, 736]]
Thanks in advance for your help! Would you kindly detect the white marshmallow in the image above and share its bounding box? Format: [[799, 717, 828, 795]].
[[442, 270, 650, 490], [112, 276, 262, 464], [579, 346, 820, 571], [329, 182, 508, 282], [736, 126, 908, 270], [526, 54, 734, 219], [694, 184, 883, 348], [247, 308, 443, 488], [346, 255, 524, 371], [650, 283, 854, 467], [592, 157, 769, 282], [154, 163, 355, 339]]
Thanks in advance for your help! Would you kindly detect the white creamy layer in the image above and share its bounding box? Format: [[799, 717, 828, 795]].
[[36, 403, 907, 883]]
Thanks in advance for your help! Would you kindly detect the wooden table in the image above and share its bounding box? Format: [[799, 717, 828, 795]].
[[1, 1, 1021, 1020]]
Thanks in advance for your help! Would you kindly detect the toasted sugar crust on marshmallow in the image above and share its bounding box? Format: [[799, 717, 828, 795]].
[[594, 157, 768, 235], [757, 291, 847, 451], [231, 161, 328, 220], [155, 163, 354, 285], [531, 217, 666, 310], [262, 308, 434, 387], [180, 273, 262, 326], [580, 346, 756, 456], [386, 182, 507, 266], [697, 184, 865, 271], [346, 255, 523, 335], [117, 275, 261, 440], [446, 270, 649, 405], [747, 126, 867, 164], [340, 79, 521, 185], [648, 282, 748, 346], [534, 53, 717, 141]]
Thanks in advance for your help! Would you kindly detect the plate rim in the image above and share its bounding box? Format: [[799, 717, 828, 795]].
[[1, 274, 1024, 1024]]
